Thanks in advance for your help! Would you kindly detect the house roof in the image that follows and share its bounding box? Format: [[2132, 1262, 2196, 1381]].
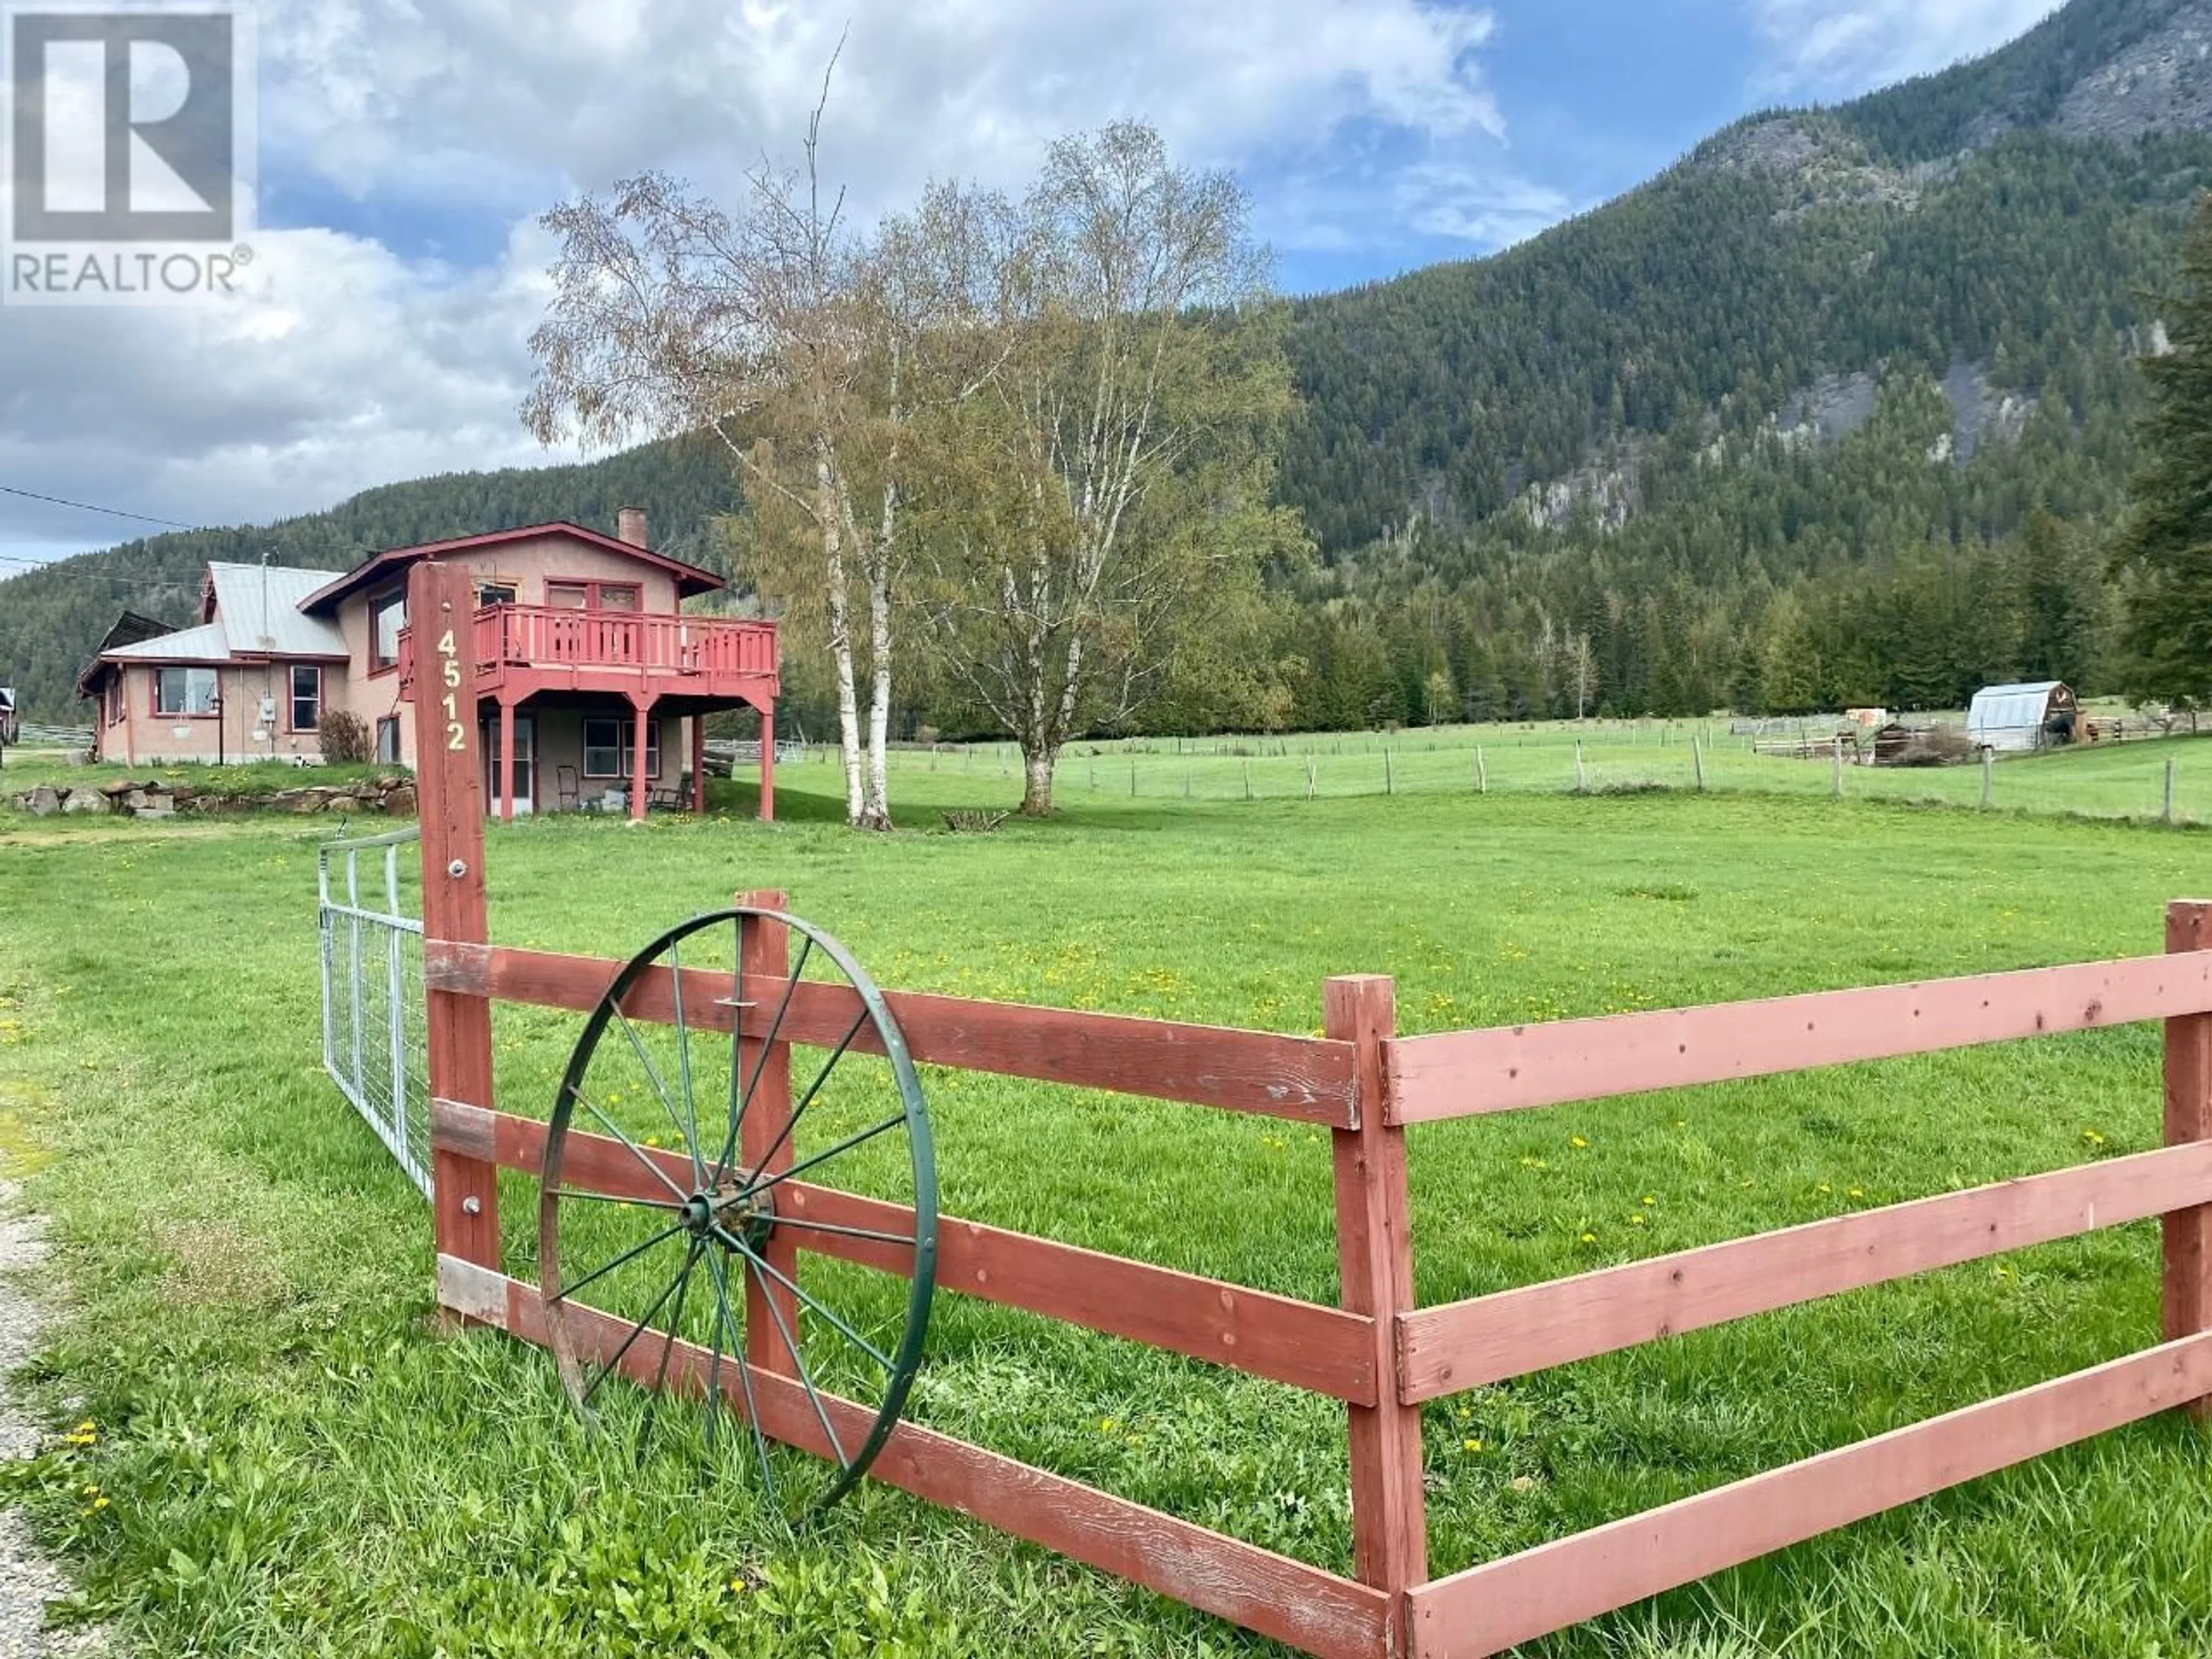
[[74, 609, 173, 697], [299, 521, 724, 614], [99, 620, 233, 664], [203, 562, 349, 657]]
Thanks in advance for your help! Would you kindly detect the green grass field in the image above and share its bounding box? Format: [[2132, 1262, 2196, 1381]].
[[4, 748, 2212, 1656]]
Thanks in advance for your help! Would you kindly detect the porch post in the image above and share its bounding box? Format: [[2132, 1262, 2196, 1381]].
[[691, 714, 706, 813], [628, 694, 652, 823], [497, 696, 516, 824], [758, 703, 775, 823]]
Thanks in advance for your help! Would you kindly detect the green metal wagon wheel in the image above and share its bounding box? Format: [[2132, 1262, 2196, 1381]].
[[539, 906, 937, 1515]]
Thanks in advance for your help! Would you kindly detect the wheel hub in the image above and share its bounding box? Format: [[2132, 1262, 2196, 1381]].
[[692, 1177, 775, 1252]]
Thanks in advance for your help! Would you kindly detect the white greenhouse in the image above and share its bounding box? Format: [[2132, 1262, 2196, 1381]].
[[1965, 681, 2078, 752]]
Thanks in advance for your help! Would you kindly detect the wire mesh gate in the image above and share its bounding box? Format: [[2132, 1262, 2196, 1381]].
[[319, 827, 429, 1196]]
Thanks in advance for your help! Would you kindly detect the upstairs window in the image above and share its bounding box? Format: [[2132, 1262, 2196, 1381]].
[[370, 589, 406, 671], [290, 665, 322, 732], [155, 666, 217, 716]]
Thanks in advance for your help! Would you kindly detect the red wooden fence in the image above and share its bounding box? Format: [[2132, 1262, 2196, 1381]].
[[404, 559, 2212, 1658]]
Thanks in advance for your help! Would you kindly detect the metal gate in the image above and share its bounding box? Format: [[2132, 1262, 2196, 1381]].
[[318, 827, 429, 1196]]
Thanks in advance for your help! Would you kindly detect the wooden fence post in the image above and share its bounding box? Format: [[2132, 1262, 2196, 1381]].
[[1981, 748, 1994, 809], [1326, 975, 1425, 1647], [2164, 757, 2177, 825], [737, 888, 801, 1380], [1692, 737, 1706, 792], [2165, 900, 2212, 1418], [411, 562, 499, 1282]]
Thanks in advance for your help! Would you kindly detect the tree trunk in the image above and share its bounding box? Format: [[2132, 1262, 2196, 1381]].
[[858, 480, 896, 831], [1019, 744, 1057, 817], [862, 559, 894, 830], [819, 454, 867, 827]]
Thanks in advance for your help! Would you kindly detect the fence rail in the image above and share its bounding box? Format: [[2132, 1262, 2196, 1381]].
[[388, 565, 2212, 1659]]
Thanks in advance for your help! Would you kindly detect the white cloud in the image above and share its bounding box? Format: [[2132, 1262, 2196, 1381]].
[[1, 0, 1523, 565], [259, 0, 1505, 211], [0, 225, 562, 558], [1746, 0, 2059, 97]]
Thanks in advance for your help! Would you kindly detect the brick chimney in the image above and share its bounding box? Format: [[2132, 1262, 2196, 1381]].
[[616, 506, 649, 548]]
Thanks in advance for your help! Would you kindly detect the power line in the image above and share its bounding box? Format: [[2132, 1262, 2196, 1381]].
[[0, 550, 204, 588], [0, 484, 202, 531]]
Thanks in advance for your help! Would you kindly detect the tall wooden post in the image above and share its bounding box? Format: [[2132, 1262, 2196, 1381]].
[[497, 696, 517, 823], [410, 562, 499, 1279], [738, 889, 800, 1379], [2165, 900, 2212, 1417], [690, 714, 707, 813], [628, 695, 652, 822], [757, 704, 776, 823], [1327, 974, 1425, 1647]]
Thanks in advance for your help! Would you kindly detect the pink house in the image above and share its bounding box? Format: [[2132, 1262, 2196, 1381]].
[[76, 512, 780, 820]]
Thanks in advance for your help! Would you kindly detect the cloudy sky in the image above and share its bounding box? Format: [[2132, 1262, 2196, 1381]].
[[0, 0, 2057, 573]]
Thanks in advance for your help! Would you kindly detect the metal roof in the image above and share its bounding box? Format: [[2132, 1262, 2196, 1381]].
[[101, 620, 234, 663], [1967, 681, 2069, 743], [205, 562, 349, 657]]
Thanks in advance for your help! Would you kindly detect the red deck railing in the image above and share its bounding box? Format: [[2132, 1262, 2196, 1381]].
[[399, 604, 777, 698]]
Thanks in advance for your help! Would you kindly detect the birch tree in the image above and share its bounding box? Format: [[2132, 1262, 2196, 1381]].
[[906, 122, 1294, 816], [520, 74, 902, 828]]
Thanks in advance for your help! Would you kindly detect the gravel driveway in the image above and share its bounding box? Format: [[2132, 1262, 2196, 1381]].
[[0, 1183, 90, 1659]]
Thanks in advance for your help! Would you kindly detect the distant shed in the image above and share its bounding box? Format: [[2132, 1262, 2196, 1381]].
[[1966, 681, 2077, 752], [0, 687, 15, 747]]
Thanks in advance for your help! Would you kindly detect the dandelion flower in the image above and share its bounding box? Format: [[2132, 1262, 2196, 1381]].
[[1641, 1195, 1656, 1206], [1569, 1136, 1590, 1150], [1462, 1439, 1484, 1453], [1580, 1231, 1598, 1244]]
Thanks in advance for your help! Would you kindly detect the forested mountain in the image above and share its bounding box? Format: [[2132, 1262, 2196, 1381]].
[[5, 0, 2209, 728]]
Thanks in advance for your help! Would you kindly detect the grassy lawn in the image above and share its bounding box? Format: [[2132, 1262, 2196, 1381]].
[[3, 761, 2212, 1656]]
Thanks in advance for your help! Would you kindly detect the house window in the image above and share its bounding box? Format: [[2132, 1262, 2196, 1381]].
[[582, 715, 660, 779], [290, 665, 322, 732], [477, 582, 517, 607], [106, 677, 125, 726], [376, 716, 402, 764], [370, 589, 406, 671], [155, 666, 217, 716], [548, 578, 643, 610]]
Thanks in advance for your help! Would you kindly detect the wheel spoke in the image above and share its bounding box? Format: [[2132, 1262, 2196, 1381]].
[[702, 1237, 732, 1453], [717, 933, 815, 1180], [553, 1187, 682, 1213], [754, 1213, 916, 1249], [633, 1242, 699, 1462], [570, 1083, 690, 1205], [610, 1006, 690, 1163], [721, 1226, 894, 1372], [582, 1242, 696, 1406], [741, 1111, 907, 1201], [743, 1007, 869, 1195], [705, 1249, 778, 1506], [667, 935, 706, 1187], [725, 912, 745, 1188], [552, 1218, 687, 1306], [743, 1243, 850, 1469]]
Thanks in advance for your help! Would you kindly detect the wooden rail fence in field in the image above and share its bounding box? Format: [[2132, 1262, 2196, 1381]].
[[402, 558, 2212, 1658]]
